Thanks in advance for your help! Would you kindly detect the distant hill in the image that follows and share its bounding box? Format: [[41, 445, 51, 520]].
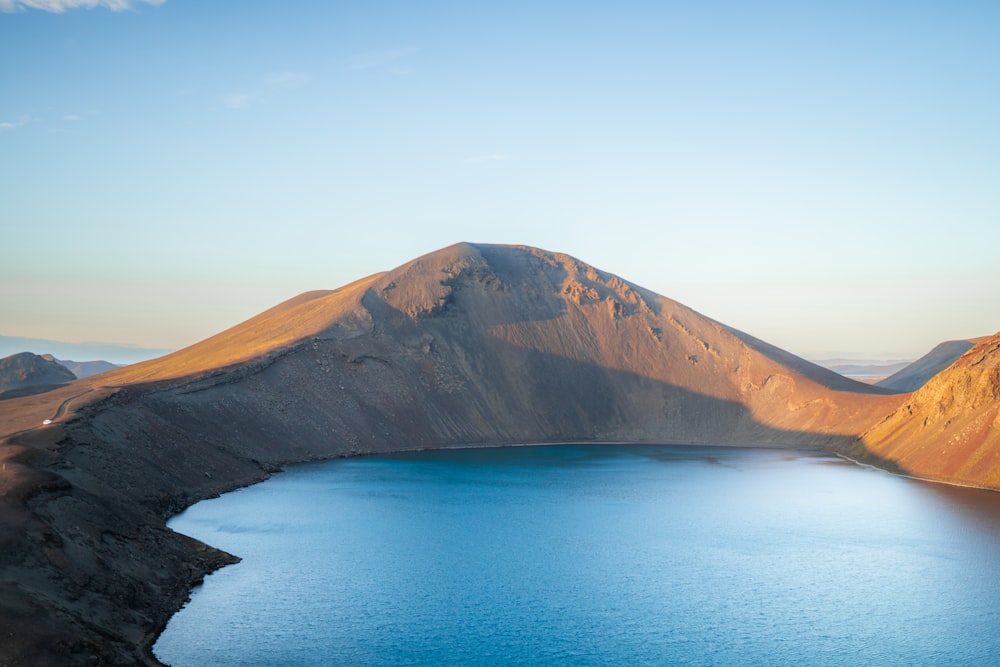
[[0, 351, 76, 393], [876, 338, 986, 391], [53, 358, 120, 379]]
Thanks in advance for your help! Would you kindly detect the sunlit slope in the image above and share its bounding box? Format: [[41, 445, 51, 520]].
[[858, 333, 1000, 488], [98, 273, 383, 385]]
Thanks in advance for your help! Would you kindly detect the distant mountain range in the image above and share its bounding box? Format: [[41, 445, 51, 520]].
[[812, 359, 914, 383], [812, 340, 983, 388], [0, 335, 170, 366], [0, 243, 997, 665], [51, 358, 120, 379]]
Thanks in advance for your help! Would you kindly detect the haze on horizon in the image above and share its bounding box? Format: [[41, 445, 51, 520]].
[[2, 0, 998, 361]]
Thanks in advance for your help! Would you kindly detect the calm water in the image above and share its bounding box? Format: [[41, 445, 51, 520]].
[[154, 445, 1000, 666]]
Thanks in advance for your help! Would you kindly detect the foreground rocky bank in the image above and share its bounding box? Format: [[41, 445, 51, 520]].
[[1, 243, 996, 664]]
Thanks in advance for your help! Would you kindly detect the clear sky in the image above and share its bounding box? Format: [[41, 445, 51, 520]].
[[3, 0, 999, 362]]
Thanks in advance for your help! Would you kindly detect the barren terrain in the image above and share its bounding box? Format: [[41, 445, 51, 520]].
[[1, 243, 996, 665]]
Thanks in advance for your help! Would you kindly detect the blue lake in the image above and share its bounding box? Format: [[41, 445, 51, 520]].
[[154, 445, 1000, 666]]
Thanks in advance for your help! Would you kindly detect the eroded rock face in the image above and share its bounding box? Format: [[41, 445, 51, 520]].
[[859, 334, 1000, 487]]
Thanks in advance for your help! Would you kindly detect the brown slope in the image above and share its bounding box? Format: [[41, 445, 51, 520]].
[[876, 337, 988, 392], [0, 242, 913, 665], [855, 333, 1000, 489]]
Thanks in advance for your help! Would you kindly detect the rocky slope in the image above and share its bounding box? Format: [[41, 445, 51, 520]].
[[853, 333, 1000, 488], [0, 242, 992, 665]]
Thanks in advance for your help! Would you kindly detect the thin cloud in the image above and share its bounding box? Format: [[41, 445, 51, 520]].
[[225, 93, 251, 110], [263, 72, 310, 89], [343, 47, 416, 71], [176, 85, 206, 97], [0, 0, 165, 12], [463, 153, 509, 164], [0, 114, 31, 129], [63, 114, 82, 121]]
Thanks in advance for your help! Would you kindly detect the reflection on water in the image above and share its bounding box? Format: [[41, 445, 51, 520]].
[[155, 445, 1000, 666]]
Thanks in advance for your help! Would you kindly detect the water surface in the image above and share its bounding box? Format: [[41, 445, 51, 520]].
[[155, 445, 1000, 666]]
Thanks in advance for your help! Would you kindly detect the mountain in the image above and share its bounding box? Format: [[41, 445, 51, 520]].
[[0, 352, 76, 394], [853, 333, 1000, 488], [876, 338, 986, 392], [52, 358, 120, 379], [92, 243, 898, 453], [0, 243, 990, 665]]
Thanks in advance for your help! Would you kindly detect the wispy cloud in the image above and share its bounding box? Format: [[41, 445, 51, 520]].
[[263, 71, 310, 89], [0, 114, 31, 129], [176, 85, 206, 97], [463, 153, 509, 164], [63, 114, 82, 121], [343, 47, 417, 72], [220, 73, 308, 110], [224, 93, 251, 110], [0, 0, 165, 12]]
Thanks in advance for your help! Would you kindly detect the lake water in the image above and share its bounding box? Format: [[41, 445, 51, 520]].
[[154, 445, 1000, 666]]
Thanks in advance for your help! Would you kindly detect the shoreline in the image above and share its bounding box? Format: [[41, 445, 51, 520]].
[[834, 451, 1000, 494]]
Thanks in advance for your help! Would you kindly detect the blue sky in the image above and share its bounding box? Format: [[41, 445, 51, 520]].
[[2, 0, 999, 361]]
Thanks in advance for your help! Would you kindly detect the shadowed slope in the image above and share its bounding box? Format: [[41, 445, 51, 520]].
[[876, 337, 987, 392]]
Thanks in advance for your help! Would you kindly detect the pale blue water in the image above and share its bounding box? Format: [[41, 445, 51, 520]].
[[154, 445, 1000, 666]]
